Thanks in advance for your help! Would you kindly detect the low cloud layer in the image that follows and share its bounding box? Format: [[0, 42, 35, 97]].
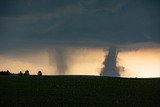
[[0, 0, 160, 53]]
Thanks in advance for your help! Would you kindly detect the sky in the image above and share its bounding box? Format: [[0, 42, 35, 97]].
[[0, 0, 160, 77]]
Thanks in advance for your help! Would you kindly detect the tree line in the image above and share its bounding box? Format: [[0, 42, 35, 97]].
[[0, 70, 42, 76]]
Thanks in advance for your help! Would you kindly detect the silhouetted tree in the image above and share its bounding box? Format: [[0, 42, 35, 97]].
[[24, 70, 30, 76], [37, 71, 42, 76], [6, 70, 11, 75], [0, 71, 4, 75], [0, 70, 11, 75], [18, 71, 23, 76]]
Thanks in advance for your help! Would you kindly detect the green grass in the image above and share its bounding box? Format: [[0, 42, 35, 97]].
[[0, 75, 160, 107]]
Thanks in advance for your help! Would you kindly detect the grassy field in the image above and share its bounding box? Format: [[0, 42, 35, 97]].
[[0, 75, 160, 107]]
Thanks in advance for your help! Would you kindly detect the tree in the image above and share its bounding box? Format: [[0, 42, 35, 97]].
[[0, 70, 11, 75], [18, 71, 23, 76], [6, 70, 11, 75], [0, 71, 4, 75], [37, 71, 42, 76], [24, 70, 30, 76]]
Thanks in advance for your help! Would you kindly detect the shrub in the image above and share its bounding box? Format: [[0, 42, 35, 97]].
[[24, 70, 30, 76], [37, 71, 42, 76], [18, 71, 23, 76]]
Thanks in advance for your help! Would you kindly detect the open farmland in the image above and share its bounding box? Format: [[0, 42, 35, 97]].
[[0, 75, 160, 107]]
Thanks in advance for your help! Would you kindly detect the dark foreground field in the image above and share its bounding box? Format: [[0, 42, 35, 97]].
[[0, 75, 160, 107]]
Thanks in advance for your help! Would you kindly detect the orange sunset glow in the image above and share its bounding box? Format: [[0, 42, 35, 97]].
[[0, 47, 160, 78], [118, 48, 160, 77]]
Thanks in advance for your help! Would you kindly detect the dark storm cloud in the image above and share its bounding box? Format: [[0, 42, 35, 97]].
[[0, 0, 160, 51]]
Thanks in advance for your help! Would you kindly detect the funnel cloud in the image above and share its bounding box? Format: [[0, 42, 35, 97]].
[[48, 48, 68, 75], [101, 46, 119, 76]]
